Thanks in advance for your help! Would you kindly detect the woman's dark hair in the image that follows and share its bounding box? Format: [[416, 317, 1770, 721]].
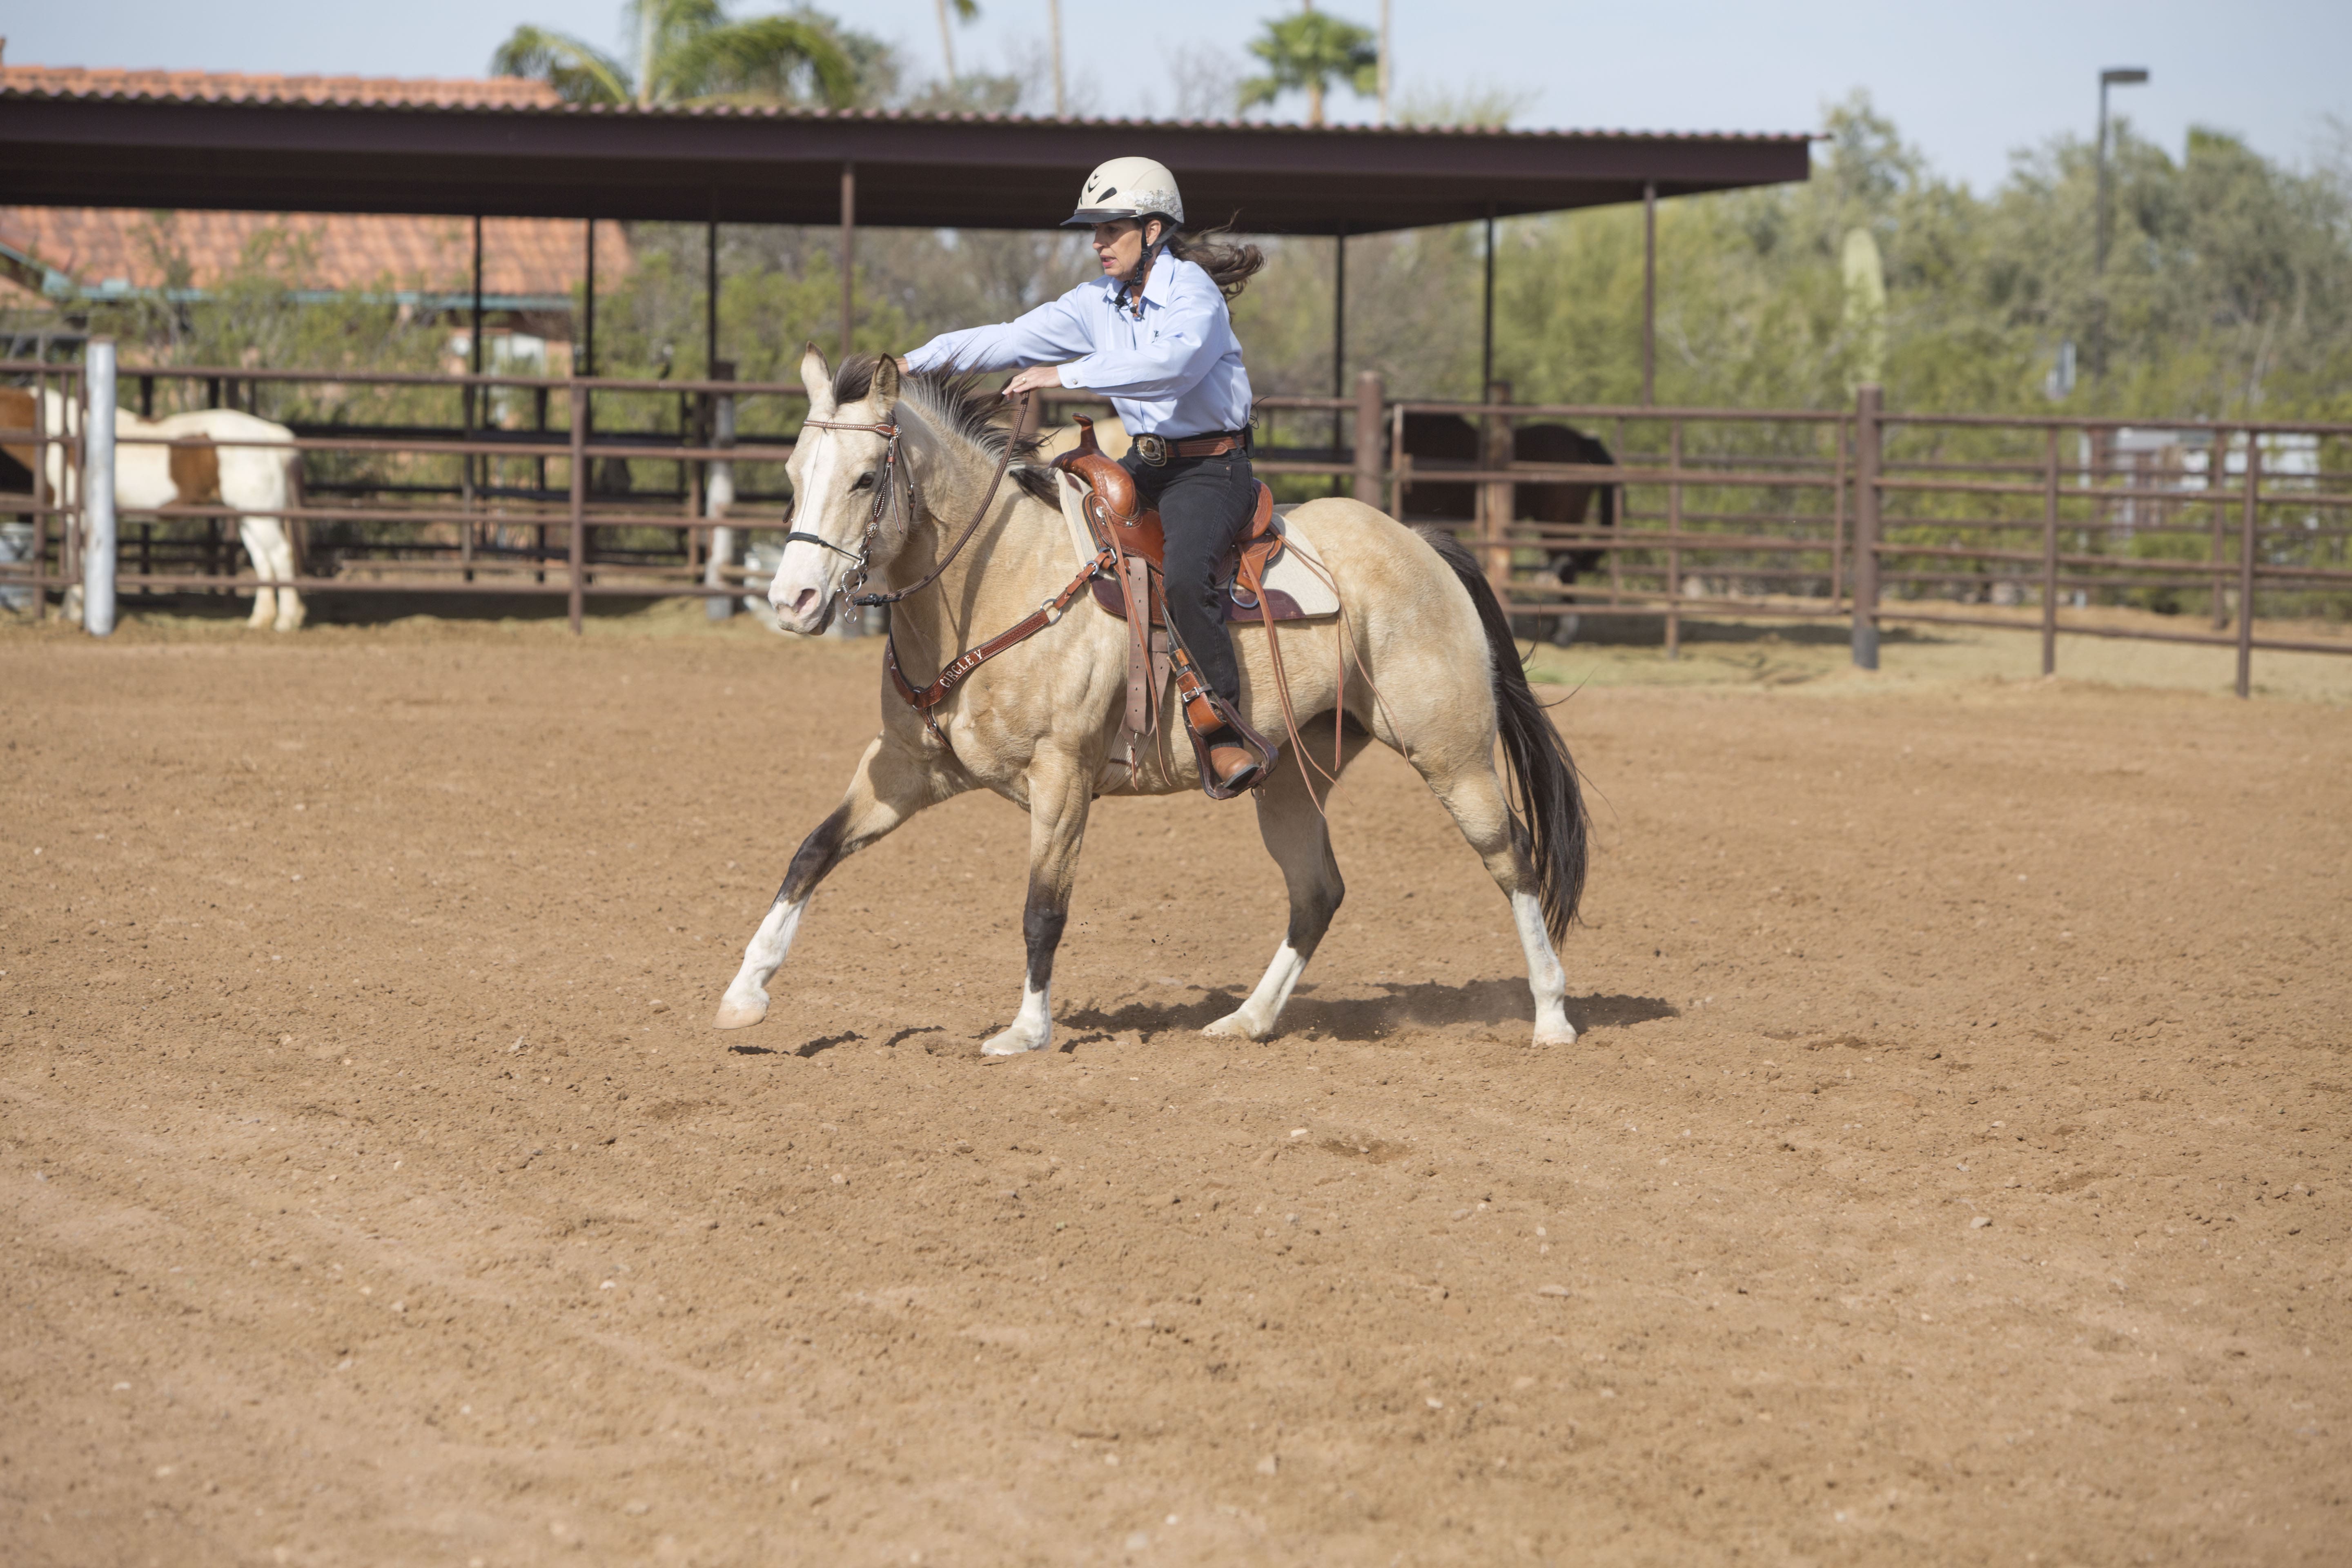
[[1156, 218, 1265, 299]]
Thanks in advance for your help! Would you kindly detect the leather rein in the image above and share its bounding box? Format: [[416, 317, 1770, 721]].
[[796, 391, 1111, 747]]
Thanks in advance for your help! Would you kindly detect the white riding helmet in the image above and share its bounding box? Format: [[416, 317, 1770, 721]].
[[1065, 156, 1185, 228]]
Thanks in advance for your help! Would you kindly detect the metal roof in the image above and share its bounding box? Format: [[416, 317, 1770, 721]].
[[0, 85, 1810, 234]]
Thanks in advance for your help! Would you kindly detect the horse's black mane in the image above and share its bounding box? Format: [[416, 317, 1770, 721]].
[[831, 354, 1061, 506]]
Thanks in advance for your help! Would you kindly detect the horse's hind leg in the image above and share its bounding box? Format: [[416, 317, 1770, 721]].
[[236, 518, 277, 629], [715, 736, 962, 1031], [1422, 758, 1575, 1045], [1205, 724, 1368, 1042], [251, 520, 303, 632]]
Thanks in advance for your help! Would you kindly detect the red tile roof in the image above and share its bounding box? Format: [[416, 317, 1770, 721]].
[[0, 62, 562, 108], [0, 207, 630, 298]]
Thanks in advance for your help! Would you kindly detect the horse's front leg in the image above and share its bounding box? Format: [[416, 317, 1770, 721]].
[[715, 735, 962, 1030], [982, 753, 1094, 1057]]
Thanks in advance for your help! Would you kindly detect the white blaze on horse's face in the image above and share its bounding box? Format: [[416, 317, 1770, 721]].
[[770, 345, 895, 636]]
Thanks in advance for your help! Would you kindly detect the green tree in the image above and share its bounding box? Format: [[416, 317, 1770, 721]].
[[1240, 1, 1378, 127], [491, 0, 870, 110]]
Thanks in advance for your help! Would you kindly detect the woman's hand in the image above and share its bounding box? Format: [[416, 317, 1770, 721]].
[[1002, 365, 1062, 398]]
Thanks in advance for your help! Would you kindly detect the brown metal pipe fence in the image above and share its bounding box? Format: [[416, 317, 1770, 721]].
[[6, 363, 2349, 695]]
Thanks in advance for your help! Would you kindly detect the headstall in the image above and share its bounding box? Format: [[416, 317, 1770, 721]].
[[789, 392, 1063, 751], [783, 415, 910, 600]]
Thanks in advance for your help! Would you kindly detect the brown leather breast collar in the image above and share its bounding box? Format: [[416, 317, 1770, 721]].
[[805, 391, 1105, 751]]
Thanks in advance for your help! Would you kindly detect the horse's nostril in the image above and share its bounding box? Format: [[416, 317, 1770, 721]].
[[789, 588, 819, 615]]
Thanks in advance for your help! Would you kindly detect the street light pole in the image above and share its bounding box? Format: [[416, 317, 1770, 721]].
[[2092, 66, 2149, 378], [2095, 67, 2149, 274]]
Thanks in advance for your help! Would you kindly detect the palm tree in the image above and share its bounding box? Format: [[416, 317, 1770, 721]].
[[492, 0, 860, 109], [934, 0, 979, 84], [1239, 0, 1378, 127]]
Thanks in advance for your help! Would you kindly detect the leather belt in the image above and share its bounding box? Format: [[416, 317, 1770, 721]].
[[1133, 430, 1248, 466]]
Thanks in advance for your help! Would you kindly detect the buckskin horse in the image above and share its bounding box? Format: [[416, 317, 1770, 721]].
[[0, 385, 307, 631], [715, 349, 1588, 1056]]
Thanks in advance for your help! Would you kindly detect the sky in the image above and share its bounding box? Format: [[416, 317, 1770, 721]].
[[9, 0, 2347, 193]]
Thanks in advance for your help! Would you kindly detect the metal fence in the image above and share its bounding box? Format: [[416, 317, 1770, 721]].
[[6, 353, 2348, 696]]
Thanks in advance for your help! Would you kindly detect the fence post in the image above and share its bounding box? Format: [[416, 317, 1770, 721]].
[[1829, 415, 1848, 608], [2040, 425, 2060, 676], [2209, 431, 2232, 629], [1664, 419, 1683, 660], [1850, 382, 1882, 670], [1480, 380, 1513, 602], [82, 337, 118, 637], [2235, 434, 2260, 699], [704, 361, 738, 621], [568, 378, 588, 636], [1386, 399, 1405, 518], [1352, 369, 1384, 505]]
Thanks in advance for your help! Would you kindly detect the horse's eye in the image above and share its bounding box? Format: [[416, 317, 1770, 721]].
[[850, 470, 876, 492]]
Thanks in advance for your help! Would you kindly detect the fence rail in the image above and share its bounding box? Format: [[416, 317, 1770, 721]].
[[5, 354, 2347, 695]]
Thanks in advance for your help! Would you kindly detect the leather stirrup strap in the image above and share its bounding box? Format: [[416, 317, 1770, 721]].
[[1122, 551, 1152, 747]]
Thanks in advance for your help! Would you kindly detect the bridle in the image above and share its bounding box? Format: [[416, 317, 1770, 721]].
[[781, 415, 911, 602], [787, 391, 1029, 612], [784, 388, 1108, 753]]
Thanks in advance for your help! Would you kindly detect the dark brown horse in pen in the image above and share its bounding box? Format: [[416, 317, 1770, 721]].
[[1398, 412, 1617, 645]]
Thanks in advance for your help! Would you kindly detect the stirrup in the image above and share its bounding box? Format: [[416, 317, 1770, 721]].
[[1204, 728, 1269, 794]]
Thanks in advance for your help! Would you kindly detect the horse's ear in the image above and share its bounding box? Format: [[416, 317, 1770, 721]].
[[800, 342, 835, 419], [871, 352, 902, 406]]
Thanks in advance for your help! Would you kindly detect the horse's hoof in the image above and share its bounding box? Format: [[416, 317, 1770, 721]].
[[712, 993, 768, 1030], [1532, 1020, 1579, 1046], [1203, 1009, 1272, 1041], [980, 1027, 1048, 1056]]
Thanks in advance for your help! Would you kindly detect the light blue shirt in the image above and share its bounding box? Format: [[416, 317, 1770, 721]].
[[904, 254, 1254, 439]]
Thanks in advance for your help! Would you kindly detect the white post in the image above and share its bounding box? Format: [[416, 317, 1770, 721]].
[[82, 337, 118, 637], [702, 376, 737, 620]]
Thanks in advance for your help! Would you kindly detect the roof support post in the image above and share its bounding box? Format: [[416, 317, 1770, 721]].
[[706, 210, 720, 377], [840, 162, 857, 361], [582, 216, 595, 376], [1331, 223, 1347, 488], [1479, 207, 1496, 399], [1642, 180, 1656, 406], [470, 214, 485, 375]]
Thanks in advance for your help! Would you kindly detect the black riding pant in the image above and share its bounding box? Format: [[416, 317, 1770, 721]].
[[1120, 447, 1255, 706]]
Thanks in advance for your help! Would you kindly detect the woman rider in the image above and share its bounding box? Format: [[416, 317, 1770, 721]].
[[901, 156, 1268, 794]]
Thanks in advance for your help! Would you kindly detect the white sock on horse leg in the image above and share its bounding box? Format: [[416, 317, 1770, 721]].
[[1512, 890, 1575, 1044], [1208, 940, 1307, 1039], [715, 897, 804, 1028], [982, 978, 1052, 1056]]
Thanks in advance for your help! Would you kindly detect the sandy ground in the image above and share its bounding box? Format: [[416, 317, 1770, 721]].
[[3, 601, 2349, 1567]]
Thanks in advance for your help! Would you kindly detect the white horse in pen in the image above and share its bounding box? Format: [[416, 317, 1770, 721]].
[[1, 385, 307, 631]]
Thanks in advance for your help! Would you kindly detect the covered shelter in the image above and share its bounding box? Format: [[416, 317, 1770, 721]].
[[0, 75, 1811, 400]]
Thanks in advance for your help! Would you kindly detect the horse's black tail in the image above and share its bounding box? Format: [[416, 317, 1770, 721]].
[[1418, 526, 1590, 944]]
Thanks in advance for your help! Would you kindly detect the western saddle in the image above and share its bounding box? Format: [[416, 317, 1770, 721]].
[[1052, 417, 1285, 798]]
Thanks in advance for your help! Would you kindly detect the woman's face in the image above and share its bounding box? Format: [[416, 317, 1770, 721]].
[[1090, 218, 1165, 283]]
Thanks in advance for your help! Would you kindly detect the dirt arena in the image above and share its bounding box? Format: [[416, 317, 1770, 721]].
[[4, 604, 2348, 1566]]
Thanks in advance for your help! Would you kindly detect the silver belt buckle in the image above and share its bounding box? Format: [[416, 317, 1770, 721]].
[[1134, 434, 1169, 467]]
